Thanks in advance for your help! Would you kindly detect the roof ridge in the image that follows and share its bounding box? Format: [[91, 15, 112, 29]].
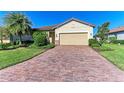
[[33, 18, 95, 31], [53, 17, 95, 29], [109, 25, 124, 34]]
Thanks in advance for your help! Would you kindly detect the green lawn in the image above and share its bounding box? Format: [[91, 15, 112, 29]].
[[0, 47, 46, 69], [100, 44, 124, 70]]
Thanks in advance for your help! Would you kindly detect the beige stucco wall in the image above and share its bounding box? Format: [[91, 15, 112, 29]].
[[55, 20, 93, 44]]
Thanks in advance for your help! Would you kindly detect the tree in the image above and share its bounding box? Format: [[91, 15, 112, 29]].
[[33, 31, 48, 46], [96, 22, 110, 46], [4, 12, 32, 45]]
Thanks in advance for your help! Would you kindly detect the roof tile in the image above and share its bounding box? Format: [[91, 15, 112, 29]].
[[109, 26, 124, 33]]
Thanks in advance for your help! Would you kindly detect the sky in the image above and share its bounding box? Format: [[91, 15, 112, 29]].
[[1, 11, 124, 35]]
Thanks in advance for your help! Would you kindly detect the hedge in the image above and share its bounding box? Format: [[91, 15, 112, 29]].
[[111, 40, 124, 44], [89, 39, 99, 47]]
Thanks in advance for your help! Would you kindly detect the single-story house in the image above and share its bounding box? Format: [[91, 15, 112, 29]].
[[34, 18, 95, 45], [108, 26, 124, 40], [2, 18, 95, 45]]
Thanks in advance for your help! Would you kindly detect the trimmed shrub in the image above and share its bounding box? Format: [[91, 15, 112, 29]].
[[111, 40, 124, 44], [91, 44, 100, 47], [89, 39, 99, 47], [94, 45, 113, 51], [20, 41, 34, 47], [42, 43, 55, 49], [0, 43, 19, 50], [0, 44, 2, 49], [0, 43, 11, 49], [33, 31, 49, 46], [108, 37, 117, 43], [29, 43, 55, 49]]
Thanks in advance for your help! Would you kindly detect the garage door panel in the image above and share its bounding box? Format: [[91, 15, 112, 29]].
[[60, 33, 88, 45]]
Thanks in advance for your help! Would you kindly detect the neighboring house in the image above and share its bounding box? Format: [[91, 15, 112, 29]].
[[33, 18, 95, 45], [0, 34, 10, 44], [108, 26, 124, 40], [0, 40, 10, 44]]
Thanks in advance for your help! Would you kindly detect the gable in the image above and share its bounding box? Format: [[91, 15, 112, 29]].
[[55, 20, 93, 32], [53, 18, 95, 29], [33, 18, 95, 32]]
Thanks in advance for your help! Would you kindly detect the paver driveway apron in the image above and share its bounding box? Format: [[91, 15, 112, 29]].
[[0, 46, 124, 82]]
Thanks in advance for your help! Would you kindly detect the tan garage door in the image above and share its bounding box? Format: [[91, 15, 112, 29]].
[[60, 33, 88, 45]]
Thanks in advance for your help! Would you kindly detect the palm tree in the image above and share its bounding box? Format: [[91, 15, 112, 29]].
[[4, 12, 32, 45]]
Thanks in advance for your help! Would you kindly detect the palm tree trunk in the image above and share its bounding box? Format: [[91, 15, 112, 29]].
[[19, 34, 22, 45]]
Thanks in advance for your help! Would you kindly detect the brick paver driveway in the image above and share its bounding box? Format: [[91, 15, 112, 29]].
[[0, 46, 124, 82]]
